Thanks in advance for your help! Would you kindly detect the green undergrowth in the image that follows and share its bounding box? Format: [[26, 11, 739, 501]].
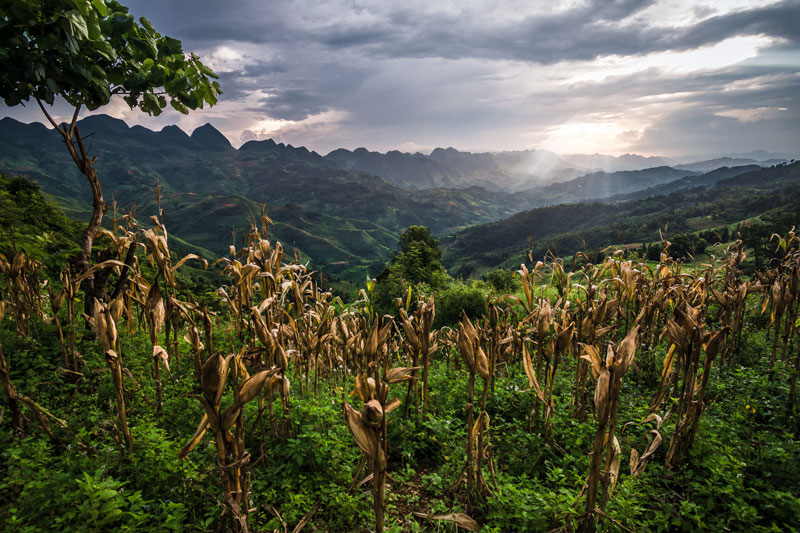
[[1, 313, 798, 532]]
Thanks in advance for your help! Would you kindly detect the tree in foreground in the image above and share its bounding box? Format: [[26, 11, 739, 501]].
[[0, 0, 219, 453], [0, 0, 220, 310]]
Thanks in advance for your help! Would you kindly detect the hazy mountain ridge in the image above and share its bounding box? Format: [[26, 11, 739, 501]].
[[602, 165, 763, 202], [560, 152, 673, 172], [324, 146, 584, 191], [674, 157, 787, 172], [323, 144, 790, 194], [520, 166, 698, 204], [443, 161, 800, 277]]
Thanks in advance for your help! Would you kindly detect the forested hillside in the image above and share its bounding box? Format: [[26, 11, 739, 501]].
[[444, 162, 800, 277], [0, 115, 538, 281]]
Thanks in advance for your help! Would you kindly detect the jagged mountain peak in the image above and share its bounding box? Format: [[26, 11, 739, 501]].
[[190, 123, 233, 150]]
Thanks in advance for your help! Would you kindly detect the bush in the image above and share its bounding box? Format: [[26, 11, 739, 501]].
[[434, 281, 486, 327], [484, 269, 519, 293]]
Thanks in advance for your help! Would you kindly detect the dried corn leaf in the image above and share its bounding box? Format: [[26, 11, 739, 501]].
[[343, 402, 379, 462], [146, 280, 165, 339], [594, 325, 613, 339], [171, 253, 208, 272], [385, 366, 420, 384], [595, 368, 610, 425], [581, 345, 602, 379], [614, 324, 640, 376], [178, 414, 209, 459], [522, 344, 545, 401], [642, 412, 663, 430], [639, 430, 663, 463], [73, 259, 127, 285], [476, 347, 490, 380], [412, 512, 480, 532], [704, 328, 727, 360], [401, 319, 419, 349], [661, 344, 677, 381], [221, 404, 242, 431], [607, 436, 622, 496], [236, 369, 272, 405], [153, 345, 171, 374], [629, 448, 640, 474]]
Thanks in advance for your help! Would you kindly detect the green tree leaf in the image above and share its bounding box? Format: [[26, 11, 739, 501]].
[[65, 9, 89, 40], [92, 0, 108, 17]]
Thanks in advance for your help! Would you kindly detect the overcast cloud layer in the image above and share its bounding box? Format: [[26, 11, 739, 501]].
[[2, 0, 799, 157]]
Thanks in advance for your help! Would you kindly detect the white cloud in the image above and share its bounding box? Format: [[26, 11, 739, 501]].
[[717, 106, 788, 122]]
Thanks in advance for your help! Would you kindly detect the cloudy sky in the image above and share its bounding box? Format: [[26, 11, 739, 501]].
[[3, 0, 800, 157]]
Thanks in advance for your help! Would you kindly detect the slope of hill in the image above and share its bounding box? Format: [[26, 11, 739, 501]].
[[520, 166, 697, 205], [443, 162, 800, 277], [603, 165, 762, 202]]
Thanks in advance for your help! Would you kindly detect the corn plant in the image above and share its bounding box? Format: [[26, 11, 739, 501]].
[[140, 215, 207, 414], [0, 300, 23, 435], [342, 315, 408, 532], [180, 309, 284, 532], [579, 324, 639, 532], [662, 304, 727, 470], [398, 293, 436, 419], [0, 251, 43, 336], [86, 298, 132, 453], [451, 313, 495, 509]]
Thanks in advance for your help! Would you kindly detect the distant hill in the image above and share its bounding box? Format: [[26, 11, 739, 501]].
[[487, 149, 586, 189], [520, 166, 697, 205], [560, 152, 672, 172], [324, 146, 583, 191], [603, 165, 762, 202], [675, 157, 786, 172], [323, 146, 761, 194], [443, 161, 800, 277], [325, 147, 468, 189], [671, 150, 797, 165]]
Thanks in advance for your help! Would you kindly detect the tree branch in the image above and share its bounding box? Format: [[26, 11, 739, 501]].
[[68, 104, 81, 140], [35, 98, 66, 137]]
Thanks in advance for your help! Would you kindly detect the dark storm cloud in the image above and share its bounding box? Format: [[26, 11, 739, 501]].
[[125, 0, 294, 45], [369, 1, 800, 63], [120, 0, 800, 131], [127, 1, 800, 62]]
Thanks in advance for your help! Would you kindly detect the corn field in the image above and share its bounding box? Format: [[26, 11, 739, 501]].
[[1, 208, 799, 532]]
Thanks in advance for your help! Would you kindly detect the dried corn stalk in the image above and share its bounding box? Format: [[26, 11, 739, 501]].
[[181, 316, 282, 533], [342, 316, 400, 533], [86, 299, 132, 453], [579, 324, 639, 532], [398, 293, 437, 419], [450, 313, 495, 509]]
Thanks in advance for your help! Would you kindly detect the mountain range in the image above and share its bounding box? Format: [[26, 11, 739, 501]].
[[0, 114, 794, 282]]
